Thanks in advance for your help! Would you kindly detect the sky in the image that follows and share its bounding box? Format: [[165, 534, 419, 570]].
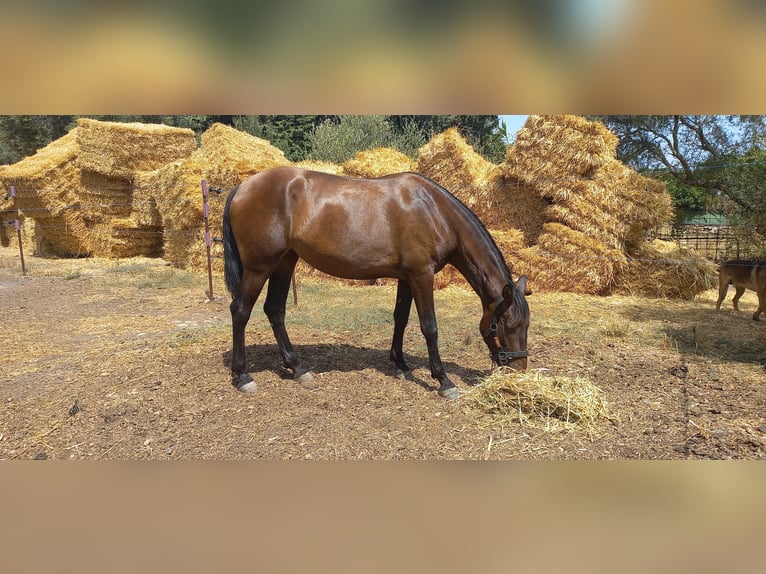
[[498, 115, 529, 143]]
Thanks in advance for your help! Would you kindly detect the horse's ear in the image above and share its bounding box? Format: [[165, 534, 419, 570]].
[[516, 275, 531, 296], [502, 283, 514, 302]]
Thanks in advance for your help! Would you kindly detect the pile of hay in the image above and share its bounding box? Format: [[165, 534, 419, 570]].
[[0, 129, 88, 256], [470, 368, 618, 435], [75, 118, 196, 178], [494, 115, 677, 294], [611, 239, 717, 299], [342, 147, 415, 178]]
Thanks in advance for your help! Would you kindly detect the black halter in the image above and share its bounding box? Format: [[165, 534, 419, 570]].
[[483, 295, 529, 365]]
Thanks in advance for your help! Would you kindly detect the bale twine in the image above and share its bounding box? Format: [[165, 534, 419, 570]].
[[342, 147, 415, 178], [75, 118, 197, 178]]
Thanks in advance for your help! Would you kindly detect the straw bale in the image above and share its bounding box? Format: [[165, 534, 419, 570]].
[[611, 239, 717, 299], [416, 128, 503, 225], [292, 160, 344, 175], [484, 173, 549, 242], [76, 118, 196, 178], [152, 124, 292, 272], [144, 156, 207, 268], [503, 115, 618, 184], [79, 170, 133, 220], [342, 147, 414, 178], [88, 216, 163, 259], [471, 368, 617, 435], [198, 123, 290, 190]]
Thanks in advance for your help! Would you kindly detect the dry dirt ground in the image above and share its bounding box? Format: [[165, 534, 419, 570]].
[[1, 247, 765, 459]]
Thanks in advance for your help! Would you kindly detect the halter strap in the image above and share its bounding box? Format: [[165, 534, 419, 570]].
[[484, 294, 529, 364]]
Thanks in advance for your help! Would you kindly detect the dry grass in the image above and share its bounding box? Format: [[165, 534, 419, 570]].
[[470, 368, 618, 437]]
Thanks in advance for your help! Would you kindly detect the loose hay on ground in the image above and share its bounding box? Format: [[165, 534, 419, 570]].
[[470, 368, 618, 436]]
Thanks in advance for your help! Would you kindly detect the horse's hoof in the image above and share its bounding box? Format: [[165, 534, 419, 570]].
[[237, 381, 259, 394], [438, 386, 460, 400], [394, 369, 411, 380], [296, 371, 315, 384]]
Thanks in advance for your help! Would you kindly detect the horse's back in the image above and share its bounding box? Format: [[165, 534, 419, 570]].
[[229, 167, 456, 280]]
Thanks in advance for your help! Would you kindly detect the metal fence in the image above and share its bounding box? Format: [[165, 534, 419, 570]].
[[649, 223, 763, 262]]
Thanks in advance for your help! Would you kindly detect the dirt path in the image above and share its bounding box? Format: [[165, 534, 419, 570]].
[[1, 248, 765, 459]]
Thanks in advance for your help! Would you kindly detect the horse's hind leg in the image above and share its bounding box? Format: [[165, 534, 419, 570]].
[[732, 286, 745, 311], [231, 270, 270, 393], [716, 276, 729, 312], [389, 280, 413, 377], [753, 288, 764, 321], [263, 251, 313, 382]]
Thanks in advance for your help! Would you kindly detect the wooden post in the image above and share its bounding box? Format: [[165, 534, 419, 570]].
[[10, 186, 26, 276], [202, 180, 214, 299]]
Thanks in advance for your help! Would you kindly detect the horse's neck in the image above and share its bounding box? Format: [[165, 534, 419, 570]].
[[452, 220, 507, 309]]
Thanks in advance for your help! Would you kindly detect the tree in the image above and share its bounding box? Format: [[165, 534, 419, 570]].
[[594, 115, 766, 235], [234, 115, 324, 161], [0, 115, 74, 163], [387, 115, 506, 162], [308, 115, 422, 164]]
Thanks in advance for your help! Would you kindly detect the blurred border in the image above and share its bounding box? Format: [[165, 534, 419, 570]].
[[3, 1, 766, 572], [1, 0, 765, 113]]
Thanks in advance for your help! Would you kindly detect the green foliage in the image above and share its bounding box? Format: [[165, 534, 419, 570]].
[[595, 115, 766, 236], [234, 115, 322, 162], [0, 115, 74, 163], [388, 115, 506, 162], [309, 116, 411, 164]]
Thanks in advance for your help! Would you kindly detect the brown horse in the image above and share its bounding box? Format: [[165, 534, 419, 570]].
[[222, 166, 530, 399], [716, 260, 766, 321]]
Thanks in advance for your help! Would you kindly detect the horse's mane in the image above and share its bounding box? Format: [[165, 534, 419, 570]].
[[414, 173, 514, 285]]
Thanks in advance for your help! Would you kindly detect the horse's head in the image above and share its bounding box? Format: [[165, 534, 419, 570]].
[[479, 275, 531, 370]]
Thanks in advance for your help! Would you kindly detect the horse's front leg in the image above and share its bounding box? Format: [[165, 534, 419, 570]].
[[390, 280, 413, 377], [263, 252, 313, 382], [409, 273, 459, 400], [230, 270, 269, 393]]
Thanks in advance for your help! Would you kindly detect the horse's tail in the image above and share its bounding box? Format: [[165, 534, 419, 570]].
[[222, 185, 242, 296]]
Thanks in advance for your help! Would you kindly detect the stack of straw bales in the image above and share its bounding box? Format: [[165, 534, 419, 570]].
[[496, 115, 677, 294], [342, 147, 414, 178], [0, 129, 88, 256], [76, 118, 197, 258], [148, 123, 291, 271]]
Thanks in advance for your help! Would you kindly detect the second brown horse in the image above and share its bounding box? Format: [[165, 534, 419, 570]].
[[222, 166, 530, 399]]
